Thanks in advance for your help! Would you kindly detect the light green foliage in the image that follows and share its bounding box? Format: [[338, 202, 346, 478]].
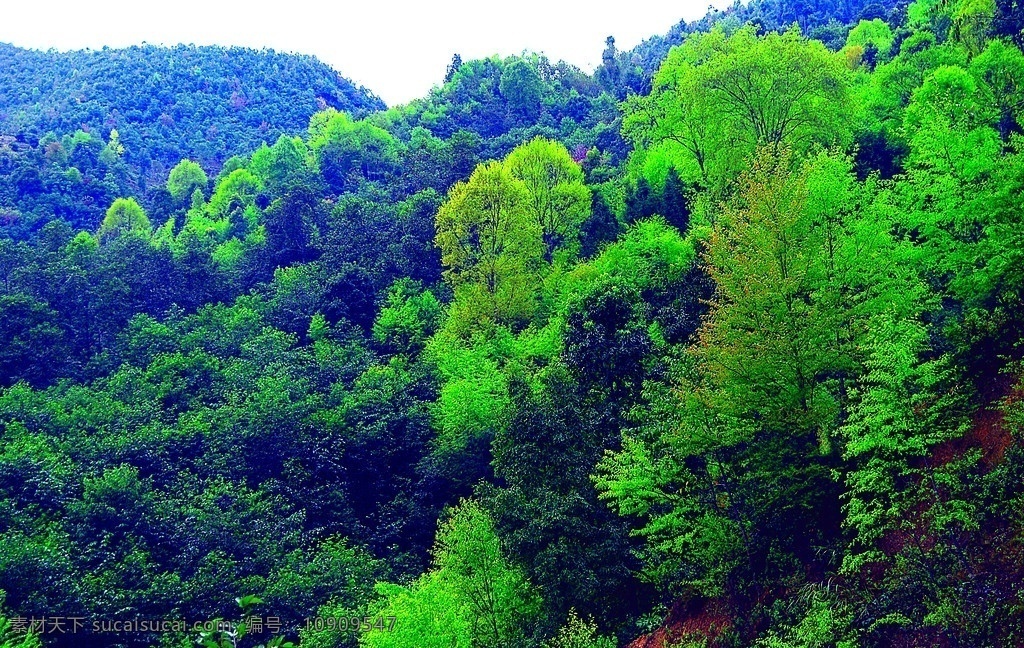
[[701, 150, 876, 439], [207, 168, 261, 221], [904, 65, 999, 179], [436, 160, 541, 327], [969, 39, 1024, 137], [250, 135, 315, 193], [308, 109, 399, 189], [362, 577, 465, 648], [623, 26, 853, 190], [176, 167, 264, 261], [567, 216, 694, 301], [166, 159, 208, 203], [431, 499, 542, 646], [542, 610, 616, 648], [211, 237, 245, 269], [840, 317, 969, 571], [97, 197, 151, 243], [596, 148, 927, 601], [594, 348, 750, 596], [0, 603, 42, 648], [907, 0, 943, 27], [68, 230, 99, 256], [372, 279, 442, 354], [898, 64, 1006, 302], [152, 217, 176, 249], [435, 137, 596, 330], [429, 215, 693, 464], [951, 0, 996, 53], [425, 329, 511, 458], [505, 137, 591, 263], [361, 499, 542, 648], [962, 143, 1024, 301], [99, 128, 125, 164], [757, 596, 856, 647], [594, 420, 748, 596], [846, 19, 896, 57], [857, 36, 969, 146]]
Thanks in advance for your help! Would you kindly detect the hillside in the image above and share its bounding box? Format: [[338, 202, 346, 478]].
[[0, 43, 382, 235], [2, 1, 1024, 647], [0, 43, 384, 168]]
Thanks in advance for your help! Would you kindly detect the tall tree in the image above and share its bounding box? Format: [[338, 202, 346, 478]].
[[505, 137, 591, 263], [362, 499, 542, 648], [624, 26, 854, 190], [97, 198, 151, 243], [435, 161, 541, 327], [166, 159, 208, 205], [660, 166, 689, 232]]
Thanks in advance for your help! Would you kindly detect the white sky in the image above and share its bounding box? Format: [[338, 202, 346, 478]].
[[0, 1, 731, 106]]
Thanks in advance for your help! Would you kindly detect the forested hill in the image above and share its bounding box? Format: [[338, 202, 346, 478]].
[[0, 43, 383, 170], [0, 43, 383, 235], [3, 0, 1024, 646]]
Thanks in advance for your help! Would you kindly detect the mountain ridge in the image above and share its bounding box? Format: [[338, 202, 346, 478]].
[[0, 41, 385, 171]]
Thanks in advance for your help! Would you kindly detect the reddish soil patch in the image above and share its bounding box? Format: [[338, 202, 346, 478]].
[[930, 373, 1019, 470], [627, 598, 733, 648]]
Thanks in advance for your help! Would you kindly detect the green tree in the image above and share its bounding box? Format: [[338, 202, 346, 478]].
[[623, 26, 853, 190], [660, 166, 689, 232], [435, 160, 541, 327], [542, 610, 615, 648], [846, 18, 896, 58], [904, 65, 999, 179], [700, 150, 843, 437], [362, 499, 542, 648], [250, 134, 316, 195], [499, 59, 543, 124], [97, 197, 151, 243], [0, 295, 69, 387], [951, 0, 997, 53], [372, 279, 442, 354], [166, 159, 208, 204], [504, 137, 591, 263], [579, 190, 622, 258], [308, 110, 400, 193], [596, 36, 622, 94], [596, 149, 920, 601], [969, 38, 1024, 139], [0, 600, 42, 648]]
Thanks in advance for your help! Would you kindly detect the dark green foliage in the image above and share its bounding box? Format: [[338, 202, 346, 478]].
[[486, 369, 651, 637], [264, 186, 322, 267], [579, 191, 622, 257], [0, 297, 440, 645], [623, 177, 658, 224], [564, 284, 652, 404], [0, 44, 381, 236], [0, 43, 382, 171], [660, 167, 689, 232], [0, 294, 68, 387], [994, 0, 1024, 45]]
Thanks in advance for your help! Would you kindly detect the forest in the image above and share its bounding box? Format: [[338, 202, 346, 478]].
[[1, 0, 1023, 645]]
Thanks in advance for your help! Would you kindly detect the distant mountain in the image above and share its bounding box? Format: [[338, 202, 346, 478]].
[[0, 43, 385, 173]]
